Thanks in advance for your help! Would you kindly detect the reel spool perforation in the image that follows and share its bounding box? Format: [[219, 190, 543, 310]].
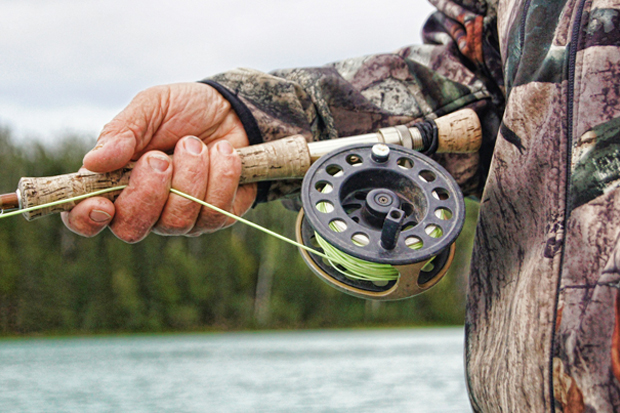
[[296, 143, 465, 301]]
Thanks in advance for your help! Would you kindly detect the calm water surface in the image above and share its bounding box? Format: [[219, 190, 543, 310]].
[[0, 328, 470, 412]]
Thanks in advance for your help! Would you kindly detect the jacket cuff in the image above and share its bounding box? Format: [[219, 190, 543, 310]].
[[198, 79, 271, 204]]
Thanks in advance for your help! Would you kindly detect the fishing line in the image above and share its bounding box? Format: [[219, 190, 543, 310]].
[[0, 186, 128, 219], [0, 185, 403, 282], [171, 189, 407, 282], [314, 184, 442, 282], [0, 185, 329, 259]]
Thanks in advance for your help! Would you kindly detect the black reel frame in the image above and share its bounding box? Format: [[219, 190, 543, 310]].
[[296, 143, 465, 300]]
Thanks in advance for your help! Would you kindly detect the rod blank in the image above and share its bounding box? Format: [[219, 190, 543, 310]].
[[0, 193, 19, 210]]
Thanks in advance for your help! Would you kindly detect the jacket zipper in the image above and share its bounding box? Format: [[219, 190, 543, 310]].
[[567, 0, 588, 151], [519, 0, 533, 51], [551, 0, 588, 408]]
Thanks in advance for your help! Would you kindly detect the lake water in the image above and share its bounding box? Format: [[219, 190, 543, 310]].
[[0, 328, 471, 412]]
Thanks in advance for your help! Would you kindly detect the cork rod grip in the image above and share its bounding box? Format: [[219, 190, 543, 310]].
[[238, 135, 311, 183], [17, 136, 312, 221], [19, 165, 134, 221], [434, 108, 482, 153]]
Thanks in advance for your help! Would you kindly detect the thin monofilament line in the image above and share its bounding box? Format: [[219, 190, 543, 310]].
[[0, 185, 406, 281], [180, 189, 403, 282], [0, 185, 340, 265], [0, 186, 129, 219], [168, 188, 338, 264]]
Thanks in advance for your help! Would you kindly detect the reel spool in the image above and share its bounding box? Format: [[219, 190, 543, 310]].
[[295, 143, 465, 300]]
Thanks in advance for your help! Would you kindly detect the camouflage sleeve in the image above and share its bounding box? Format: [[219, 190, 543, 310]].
[[207, 0, 503, 204]]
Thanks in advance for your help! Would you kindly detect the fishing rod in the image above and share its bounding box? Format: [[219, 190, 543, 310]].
[[0, 109, 481, 301]]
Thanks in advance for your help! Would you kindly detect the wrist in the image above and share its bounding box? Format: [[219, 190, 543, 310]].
[[198, 80, 263, 147]]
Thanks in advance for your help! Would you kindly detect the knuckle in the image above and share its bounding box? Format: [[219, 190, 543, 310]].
[[219, 165, 240, 180], [154, 196, 201, 235], [196, 209, 228, 233], [156, 215, 194, 235], [221, 217, 237, 230], [137, 85, 166, 101]]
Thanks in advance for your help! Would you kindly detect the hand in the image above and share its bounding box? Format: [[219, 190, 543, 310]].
[[61, 82, 257, 242]]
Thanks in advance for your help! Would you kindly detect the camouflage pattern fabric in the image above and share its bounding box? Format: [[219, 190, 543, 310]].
[[209, 0, 620, 411]]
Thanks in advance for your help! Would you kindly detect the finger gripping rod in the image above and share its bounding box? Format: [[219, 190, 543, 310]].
[[11, 109, 482, 220]]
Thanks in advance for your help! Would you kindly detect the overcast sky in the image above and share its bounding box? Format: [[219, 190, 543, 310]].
[[0, 0, 435, 145]]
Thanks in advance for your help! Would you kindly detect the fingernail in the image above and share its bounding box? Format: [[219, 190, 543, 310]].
[[90, 209, 112, 223], [184, 136, 204, 155], [148, 154, 170, 172], [217, 140, 234, 156]]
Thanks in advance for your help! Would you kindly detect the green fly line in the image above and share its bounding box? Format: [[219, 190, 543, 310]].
[[0, 186, 334, 263], [315, 194, 399, 282], [313, 186, 443, 282], [0, 185, 443, 283]]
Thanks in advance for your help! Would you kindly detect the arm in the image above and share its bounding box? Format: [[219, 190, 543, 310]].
[[207, 2, 503, 204], [64, 0, 503, 241]]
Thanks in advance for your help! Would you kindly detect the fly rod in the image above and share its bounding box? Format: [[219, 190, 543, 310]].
[[0, 109, 480, 219], [0, 108, 482, 301]]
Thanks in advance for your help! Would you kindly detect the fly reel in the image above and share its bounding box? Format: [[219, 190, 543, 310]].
[[295, 143, 465, 300]]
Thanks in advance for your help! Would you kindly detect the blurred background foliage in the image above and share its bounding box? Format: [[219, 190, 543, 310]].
[[0, 127, 479, 335]]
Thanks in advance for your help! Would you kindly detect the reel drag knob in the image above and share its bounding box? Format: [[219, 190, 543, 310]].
[[295, 143, 465, 301]]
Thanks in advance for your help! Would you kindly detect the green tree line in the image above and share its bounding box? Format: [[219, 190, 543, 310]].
[[0, 127, 479, 335]]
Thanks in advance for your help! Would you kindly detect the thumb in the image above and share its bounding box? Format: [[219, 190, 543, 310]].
[[83, 87, 169, 172]]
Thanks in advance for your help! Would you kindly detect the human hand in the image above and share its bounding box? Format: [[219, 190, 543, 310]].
[[61, 82, 257, 242]]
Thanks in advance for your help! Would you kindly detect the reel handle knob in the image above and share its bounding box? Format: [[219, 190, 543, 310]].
[[380, 208, 405, 250]]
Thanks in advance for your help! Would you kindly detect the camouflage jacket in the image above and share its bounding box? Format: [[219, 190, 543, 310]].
[[208, 0, 620, 411]]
